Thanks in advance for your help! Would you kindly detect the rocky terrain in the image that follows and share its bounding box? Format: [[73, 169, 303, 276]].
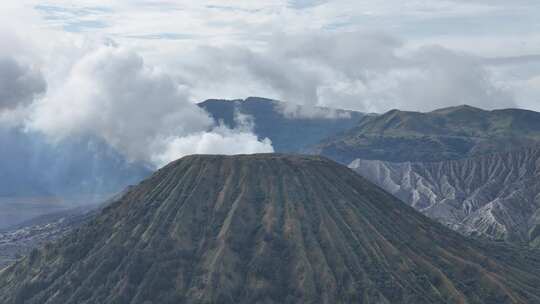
[[349, 145, 540, 247], [1, 154, 539, 303], [316, 105, 540, 164]]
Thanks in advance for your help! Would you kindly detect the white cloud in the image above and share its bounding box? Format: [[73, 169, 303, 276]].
[[0, 0, 538, 156], [388, 46, 515, 111], [506, 76, 540, 112], [28, 46, 273, 166], [154, 129, 273, 167], [169, 32, 516, 114], [152, 113, 273, 167], [0, 57, 46, 111], [22, 0, 540, 58]]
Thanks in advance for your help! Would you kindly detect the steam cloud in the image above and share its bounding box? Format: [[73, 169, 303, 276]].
[[153, 112, 273, 167], [0, 56, 46, 111], [28, 46, 273, 167]]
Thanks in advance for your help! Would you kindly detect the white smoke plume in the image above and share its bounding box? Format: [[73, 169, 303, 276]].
[[28, 46, 273, 167]]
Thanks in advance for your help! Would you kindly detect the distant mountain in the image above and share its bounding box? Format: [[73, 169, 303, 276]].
[[350, 145, 540, 248], [1, 154, 539, 303], [315, 105, 540, 163], [199, 97, 366, 152], [0, 128, 150, 198], [0, 128, 151, 228]]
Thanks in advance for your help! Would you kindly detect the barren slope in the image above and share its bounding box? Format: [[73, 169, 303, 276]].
[[350, 146, 540, 246], [1, 154, 539, 304]]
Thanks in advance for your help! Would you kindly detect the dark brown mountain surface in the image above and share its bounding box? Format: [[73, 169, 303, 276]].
[[1, 154, 540, 304]]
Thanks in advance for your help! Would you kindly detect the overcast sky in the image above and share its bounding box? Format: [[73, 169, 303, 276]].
[[1, 0, 539, 165]]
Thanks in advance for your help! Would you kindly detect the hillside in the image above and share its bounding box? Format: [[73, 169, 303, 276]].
[[350, 145, 540, 247], [0, 206, 96, 269], [1, 154, 539, 303], [315, 105, 540, 163]]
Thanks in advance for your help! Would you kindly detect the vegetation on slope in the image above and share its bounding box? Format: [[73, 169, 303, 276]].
[[316, 105, 540, 163]]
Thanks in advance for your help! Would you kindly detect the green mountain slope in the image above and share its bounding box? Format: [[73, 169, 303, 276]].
[[315, 105, 540, 163], [1, 154, 539, 303]]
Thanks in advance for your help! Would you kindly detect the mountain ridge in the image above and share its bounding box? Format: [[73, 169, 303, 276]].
[[315, 105, 540, 163], [198, 97, 365, 153]]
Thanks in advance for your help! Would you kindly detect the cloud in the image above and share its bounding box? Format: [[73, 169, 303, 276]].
[[152, 111, 273, 167], [177, 31, 515, 115], [29, 46, 273, 166], [0, 57, 46, 111], [386, 46, 515, 111], [179, 32, 400, 116], [153, 130, 273, 167], [507, 75, 540, 112], [0, 1, 537, 174], [483, 54, 540, 66], [34, 4, 112, 32], [288, 0, 328, 9], [2, 1, 538, 131], [2, 1, 535, 117]]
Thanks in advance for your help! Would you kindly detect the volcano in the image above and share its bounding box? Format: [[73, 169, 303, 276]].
[[1, 154, 539, 303]]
